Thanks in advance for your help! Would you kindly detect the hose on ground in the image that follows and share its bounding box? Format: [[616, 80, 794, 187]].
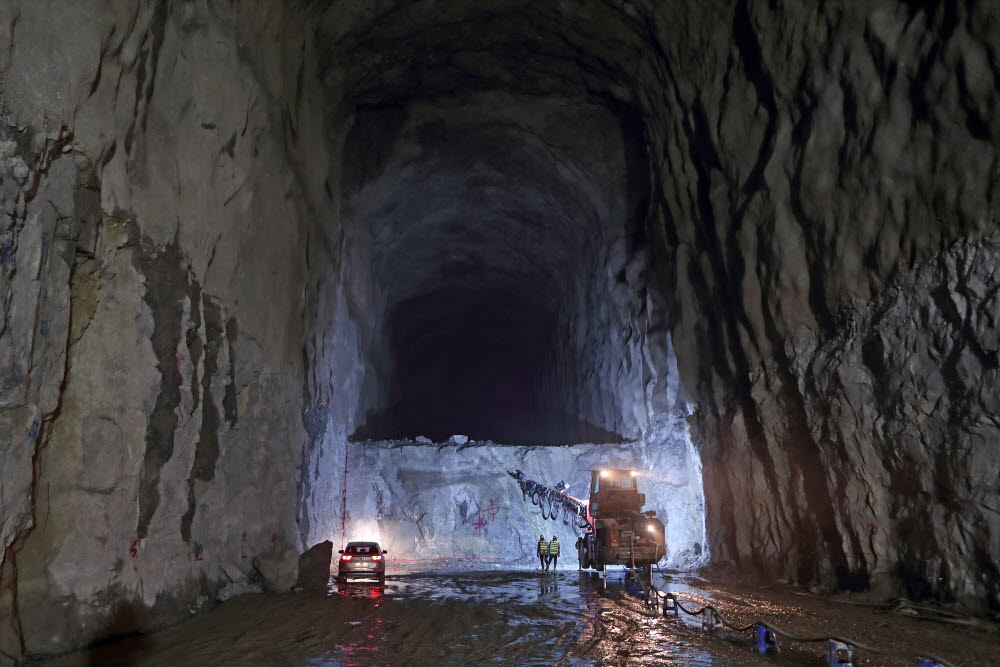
[[638, 564, 956, 667]]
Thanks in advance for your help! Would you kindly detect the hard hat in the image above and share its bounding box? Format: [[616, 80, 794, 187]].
[[552, 535, 557, 539]]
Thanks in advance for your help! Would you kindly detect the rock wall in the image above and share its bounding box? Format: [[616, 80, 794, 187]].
[[705, 238, 1000, 604], [0, 127, 94, 662], [0, 2, 337, 659], [636, 2, 1000, 608], [0, 0, 998, 659], [344, 418, 707, 571]]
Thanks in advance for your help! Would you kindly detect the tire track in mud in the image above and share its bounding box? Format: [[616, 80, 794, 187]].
[[498, 605, 585, 663], [456, 624, 531, 665], [568, 597, 646, 663], [569, 607, 608, 659], [565, 585, 725, 665]]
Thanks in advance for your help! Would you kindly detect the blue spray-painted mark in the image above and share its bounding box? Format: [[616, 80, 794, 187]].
[[40, 319, 49, 337], [0, 245, 14, 264], [27, 420, 39, 440]]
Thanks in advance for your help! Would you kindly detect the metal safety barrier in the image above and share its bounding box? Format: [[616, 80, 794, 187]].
[[617, 566, 957, 667]]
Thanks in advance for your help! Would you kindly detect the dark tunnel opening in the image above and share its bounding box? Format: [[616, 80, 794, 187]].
[[356, 286, 626, 445], [384, 287, 555, 442], [345, 95, 653, 445]]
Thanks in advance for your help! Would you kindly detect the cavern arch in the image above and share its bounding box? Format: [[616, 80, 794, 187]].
[[0, 0, 997, 660], [342, 95, 660, 445]]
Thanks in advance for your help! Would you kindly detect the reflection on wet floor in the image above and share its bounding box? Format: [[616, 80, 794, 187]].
[[312, 572, 586, 665], [333, 582, 386, 600], [307, 569, 974, 666], [308, 569, 720, 666], [42, 567, 986, 666]]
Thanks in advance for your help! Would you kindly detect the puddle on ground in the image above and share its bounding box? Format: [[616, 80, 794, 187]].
[[303, 569, 790, 666], [41, 568, 990, 666], [309, 570, 708, 666]]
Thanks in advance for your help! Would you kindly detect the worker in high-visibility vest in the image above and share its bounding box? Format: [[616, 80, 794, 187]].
[[537, 535, 549, 571], [548, 535, 560, 571]]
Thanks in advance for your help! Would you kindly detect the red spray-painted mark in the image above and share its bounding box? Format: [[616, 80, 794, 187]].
[[0, 610, 13, 623], [241, 531, 247, 561], [471, 498, 504, 535], [340, 445, 350, 551], [193, 543, 204, 562], [485, 498, 502, 520]]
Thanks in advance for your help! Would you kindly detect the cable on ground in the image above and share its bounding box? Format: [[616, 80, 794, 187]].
[[607, 564, 958, 667]]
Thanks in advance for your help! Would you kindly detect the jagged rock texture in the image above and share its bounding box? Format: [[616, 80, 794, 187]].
[[713, 238, 1000, 604], [0, 0, 997, 660], [345, 423, 707, 570], [0, 3, 323, 658]]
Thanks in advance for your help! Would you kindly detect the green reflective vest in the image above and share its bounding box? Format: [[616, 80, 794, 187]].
[[537, 539, 548, 554], [548, 538, 560, 556]]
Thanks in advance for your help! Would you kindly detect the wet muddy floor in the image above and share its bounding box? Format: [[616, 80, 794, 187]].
[[40, 569, 999, 666]]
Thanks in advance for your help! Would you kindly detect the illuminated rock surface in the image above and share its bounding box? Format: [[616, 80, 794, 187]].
[[0, 0, 996, 660], [344, 429, 707, 570]]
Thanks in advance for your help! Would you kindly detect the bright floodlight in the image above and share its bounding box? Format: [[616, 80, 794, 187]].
[[600, 470, 610, 477], [647, 525, 655, 532], [630, 470, 638, 476]]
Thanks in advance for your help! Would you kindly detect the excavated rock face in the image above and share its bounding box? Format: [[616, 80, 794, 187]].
[[639, 3, 1000, 609], [0, 0, 997, 659], [0, 3, 325, 658], [344, 428, 707, 571]]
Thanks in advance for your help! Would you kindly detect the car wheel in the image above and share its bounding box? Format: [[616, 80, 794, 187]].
[[378, 572, 385, 585]]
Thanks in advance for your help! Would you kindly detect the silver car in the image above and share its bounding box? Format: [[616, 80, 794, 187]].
[[337, 541, 388, 585]]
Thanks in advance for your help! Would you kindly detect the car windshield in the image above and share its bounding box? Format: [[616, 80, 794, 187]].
[[346, 544, 379, 555]]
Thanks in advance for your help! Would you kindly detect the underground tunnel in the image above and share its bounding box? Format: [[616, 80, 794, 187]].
[[344, 95, 660, 446], [0, 1, 998, 664]]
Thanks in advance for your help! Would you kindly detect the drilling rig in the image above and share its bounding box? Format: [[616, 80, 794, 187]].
[[507, 468, 665, 576]]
